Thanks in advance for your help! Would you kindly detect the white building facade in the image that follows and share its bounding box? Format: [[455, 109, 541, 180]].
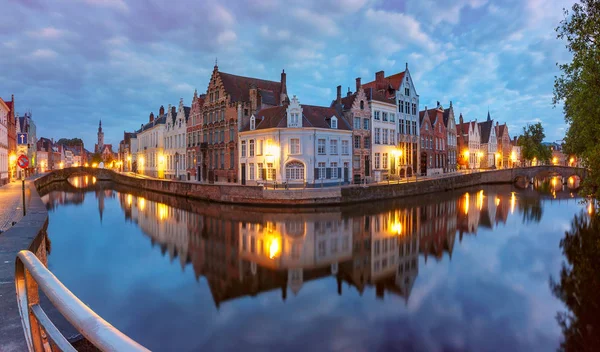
[[238, 96, 352, 187], [394, 66, 420, 178], [136, 107, 167, 178], [369, 95, 398, 182], [164, 100, 189, 180]]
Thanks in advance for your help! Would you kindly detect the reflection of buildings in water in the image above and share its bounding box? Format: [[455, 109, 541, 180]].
[[419, 200, 455, 262], [238, 215, 352, 295], [118, 193, 190, 270], [41, 190, 86, 210], [457, 191, 481, 238], [95, 188, 115, 222]]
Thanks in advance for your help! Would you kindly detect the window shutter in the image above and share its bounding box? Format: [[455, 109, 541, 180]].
[[326, 168, 331, 179]]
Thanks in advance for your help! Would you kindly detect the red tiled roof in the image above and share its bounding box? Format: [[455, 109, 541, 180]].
[[243, 104, 351, 132], [219, 72, 281, 103], [362, 70, 406, 92], [364, 88, 395, 105]]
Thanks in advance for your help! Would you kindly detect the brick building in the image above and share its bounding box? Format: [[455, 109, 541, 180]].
[[332, 78, 371, 183], [419, 104, 446, 175], [495, 122, 511, 168], [198, 64, 288, 183], [443, 102, 457, 172], [185, 90, 205, 180]]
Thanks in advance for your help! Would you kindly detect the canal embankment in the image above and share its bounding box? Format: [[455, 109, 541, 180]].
[[0, 178, 49, 352], [32, 165, 586, 206]]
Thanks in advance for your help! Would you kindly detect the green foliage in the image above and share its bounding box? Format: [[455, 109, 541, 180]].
[[554, 0, 600, 198], [517, 123, 552, 163], [550, 210, 600, 351], [90, 153, 103, 164], [56, 138, 84, 147]]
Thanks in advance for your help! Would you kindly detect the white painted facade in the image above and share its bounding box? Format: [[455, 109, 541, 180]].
[[467, 122, 481, 169], [238, 97, 352, 187], [164, 99, 188, 180], [0, 100, 8, 184], [395, 67, 420, 177], [370, 100, 398, 182], [136, 112, 166, 178]]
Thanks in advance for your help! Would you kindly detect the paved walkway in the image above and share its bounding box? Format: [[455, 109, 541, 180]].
[[0, 181, 28, 234]]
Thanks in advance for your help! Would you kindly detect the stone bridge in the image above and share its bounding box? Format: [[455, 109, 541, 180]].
[[33, 165, 588, 206]]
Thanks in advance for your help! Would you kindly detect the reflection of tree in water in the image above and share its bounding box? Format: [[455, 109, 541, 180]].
[[518, 196, 543, 224], [550, 212, 600, 351]]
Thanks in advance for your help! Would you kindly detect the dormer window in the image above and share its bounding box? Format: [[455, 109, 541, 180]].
[[331, 116, 338, 129], [250, 115, 256, 130], [289, 113, 299, 127]]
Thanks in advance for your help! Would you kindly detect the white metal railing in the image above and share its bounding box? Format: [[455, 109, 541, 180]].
[[15, 250, 150, 352]]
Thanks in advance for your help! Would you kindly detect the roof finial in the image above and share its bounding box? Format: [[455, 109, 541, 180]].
[[487, 107, 491, 121], [405, 62, 408, 70], [215, 57, 218, 67]]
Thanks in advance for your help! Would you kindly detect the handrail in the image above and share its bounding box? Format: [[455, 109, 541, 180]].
[[15, 250, 150, 352]]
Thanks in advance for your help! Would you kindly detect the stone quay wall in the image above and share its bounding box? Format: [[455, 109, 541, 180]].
[[34, 166, 587, 206]]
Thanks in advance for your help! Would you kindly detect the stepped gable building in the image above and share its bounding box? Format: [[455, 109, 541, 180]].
[[457, 114, 482, 169], [239, 95, 352, 186], [418, 103, 448, 175], [331, 78, 371, 183], [495, 122, 511, 168], [362, 64, 420, 178], [0, 98, 9, 184], [186, 90, 206, 180], [164, 98, 190, 180], [443, 102, 457, 172], [477, 112, 497, 168], [198, 63, 288, 183]]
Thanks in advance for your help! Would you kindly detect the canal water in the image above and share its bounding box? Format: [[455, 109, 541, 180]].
[[39, 176, 597, 352]]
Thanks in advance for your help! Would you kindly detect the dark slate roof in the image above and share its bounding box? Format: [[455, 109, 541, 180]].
[[219, 72, 281, 103], [138, 114, 167, 133], [496, 123, 508, 138], [478, 119, 494, 143], [242, 104, 351, 132], [365, 88, 395, 105], [258, 89, 277, 106], [443, 108, 452, 127], [419, 108, 438, 126]]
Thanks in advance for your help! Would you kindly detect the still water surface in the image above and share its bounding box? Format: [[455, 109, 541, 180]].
[[40, 177, 596, 351]]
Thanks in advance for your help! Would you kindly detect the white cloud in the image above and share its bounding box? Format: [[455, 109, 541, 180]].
[[365, 9, 438, 52], [83, 0, 129, 13], [293, 8, 340, 36], [27, 27, 66, 39], [216, 30, 237, 45], [31, 49, 58, 59]]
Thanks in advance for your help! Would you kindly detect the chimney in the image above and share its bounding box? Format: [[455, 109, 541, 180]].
[[280, 69, 288, 106], [437, 101, 440, 108], [405, 62, 408, 70], [336, 85, 342, 104], [355, 77, 361, 92], [375, 70, 385, 82], [249, 83, 258, 113], [159, 105, 165, 116], [347, 87, 352, 97], [149, 112, 154, 123]]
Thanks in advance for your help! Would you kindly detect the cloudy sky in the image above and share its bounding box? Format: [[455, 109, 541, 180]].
[[0, 0, 575, 149]]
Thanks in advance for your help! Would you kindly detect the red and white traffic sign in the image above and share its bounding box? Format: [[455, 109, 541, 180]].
[[17, 155, 29, 169]]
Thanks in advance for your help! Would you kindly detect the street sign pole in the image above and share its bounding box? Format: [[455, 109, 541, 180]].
[[22, 175, 26, 216], [17, 154, 30, 216]]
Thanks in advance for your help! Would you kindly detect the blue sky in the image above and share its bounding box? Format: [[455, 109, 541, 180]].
[[0, 0, 575, 149]]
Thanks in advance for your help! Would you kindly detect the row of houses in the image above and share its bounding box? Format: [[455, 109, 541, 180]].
[[118, 64, 521, 186]]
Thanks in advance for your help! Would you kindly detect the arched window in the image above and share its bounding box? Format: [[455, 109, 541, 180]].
[[285, 161, 304, 180], [360, 101, 364, 110], [250, 116, 255, 130]]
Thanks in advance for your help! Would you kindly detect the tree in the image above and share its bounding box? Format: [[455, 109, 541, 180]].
[[56, 138, 84, 147], [554, 0, 600, 198], [517, 123, 552, 164], [550, 210, 600, 351], [90, 153, 102, 164]]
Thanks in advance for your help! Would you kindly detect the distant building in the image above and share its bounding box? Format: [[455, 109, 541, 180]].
[[135, 106, 168, 178], [185, 90, 206, 181], [457, 114, 482, 169], [118, 131, 136, 172], [443, 102, 457, 172], [1, 95, 17, 181], [419, 103, 447, 176], [16, 112, 37, 177], [495, 122, 511, 168]]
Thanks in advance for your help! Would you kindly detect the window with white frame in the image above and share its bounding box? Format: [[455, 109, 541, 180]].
[[374, 111, 380, 120], [330, 139, 338, 154], [249, 163, 255, 180], [363, 118, 369, 130], [382, 112, 388, 122], [354, 136, 360, 149], [399, 102, 404, 113], [354, 117, 360, 129], [330, 162, 338, 179], [289, 112, 300, 127], [241, 140, 247, 157], [390, 133, 395, 145], [375, 153, 380, 169], [331, 117, 337, 129], [249, 140, 255, 157], [318, 162, 326, 179], [318, 139, 326, 154], [383, 129, 388, 144], [290, 138, 300, 154], [257, 140, 263, 155], [257, 163, 264, 180], [250, 116, 256, 130], [383, 153, 388, 169], [267, 163, 276, 180], [375, 128, 381, 144], [405, 102, 410, 114], [341, 140, 349, 155], [285, 161, 304, 180], [390, 113, 395, 122]]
